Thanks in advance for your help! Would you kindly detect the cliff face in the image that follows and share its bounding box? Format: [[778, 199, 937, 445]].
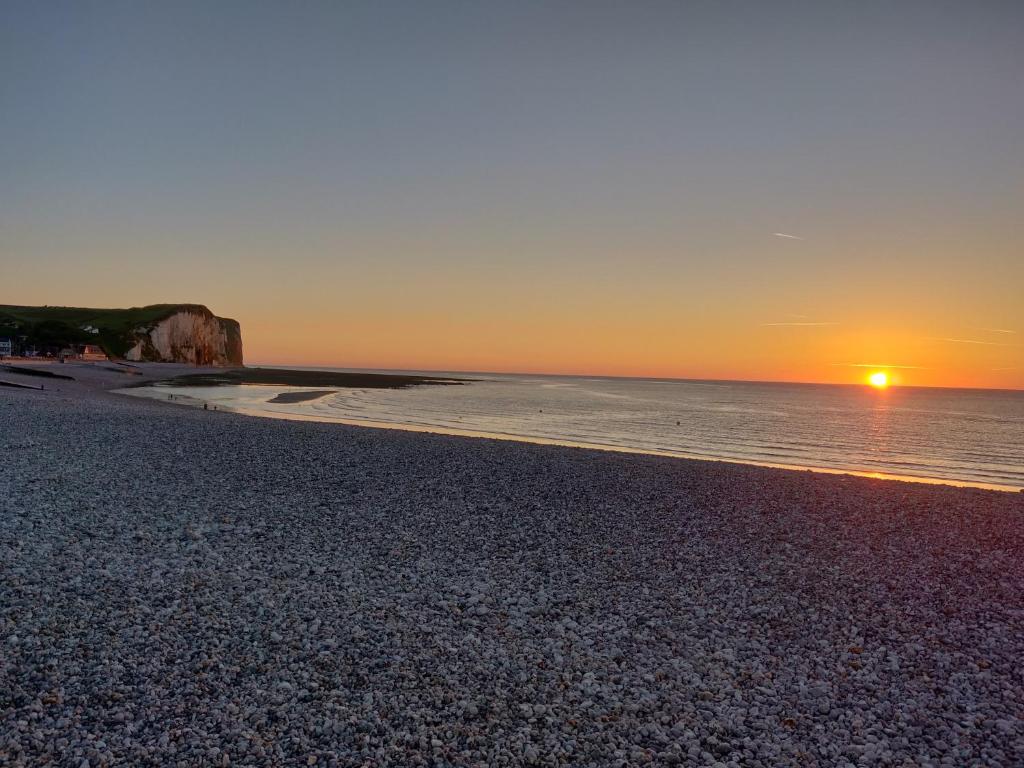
[[0, 303, 243, 365], [124, 307, 243, 366]]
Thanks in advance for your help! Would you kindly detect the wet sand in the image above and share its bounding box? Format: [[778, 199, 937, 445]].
[[145, 366, 468, 389], [267, 389, 338, 404]]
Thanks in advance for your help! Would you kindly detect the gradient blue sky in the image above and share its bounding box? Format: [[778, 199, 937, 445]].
[[2, 1, 1022, 386]]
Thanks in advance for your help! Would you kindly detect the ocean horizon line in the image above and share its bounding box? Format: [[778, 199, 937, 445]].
[[248, 363, 1024, 394]]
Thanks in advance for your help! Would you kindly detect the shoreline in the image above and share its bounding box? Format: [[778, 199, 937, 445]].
[[2, 362, 1023, 765], [208, 406, 1024, 494], [117, 377, 1023, 494], [136, 366, 470, 389]]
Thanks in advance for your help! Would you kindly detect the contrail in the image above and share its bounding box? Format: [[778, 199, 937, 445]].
[[832, 363, 928, 369], [761, 322, 838, 327], [930, 337, 1012, 346], [773, 232, 804, 240]]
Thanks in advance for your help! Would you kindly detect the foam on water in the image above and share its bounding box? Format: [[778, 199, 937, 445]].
[[122, 371, 1024, 491]]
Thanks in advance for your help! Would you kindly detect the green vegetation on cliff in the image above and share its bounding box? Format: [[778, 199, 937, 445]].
[[0, 304, 240, 361]]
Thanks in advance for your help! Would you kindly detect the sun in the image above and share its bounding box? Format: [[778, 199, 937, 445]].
[[868, 371, 890, 389]]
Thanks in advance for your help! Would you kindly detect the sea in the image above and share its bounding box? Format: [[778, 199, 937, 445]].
[[125, 369, 1024, 492]]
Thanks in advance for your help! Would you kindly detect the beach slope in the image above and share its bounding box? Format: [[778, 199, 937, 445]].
[[1, 369, 1022, 766]]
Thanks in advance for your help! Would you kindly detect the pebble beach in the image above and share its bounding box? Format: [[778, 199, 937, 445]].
[[2, 364, 1023, 767]]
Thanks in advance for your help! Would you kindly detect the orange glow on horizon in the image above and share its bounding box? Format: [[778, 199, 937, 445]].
[[6, 272, 1022, 391], [237, 311, 1021, 390]]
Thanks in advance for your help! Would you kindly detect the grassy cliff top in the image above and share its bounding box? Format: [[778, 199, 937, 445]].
[[0, 304, 239, 358], [0, 303, 234, 331]]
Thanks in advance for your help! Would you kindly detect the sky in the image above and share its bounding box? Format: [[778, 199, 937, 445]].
[[2, 0, 1022, 388]]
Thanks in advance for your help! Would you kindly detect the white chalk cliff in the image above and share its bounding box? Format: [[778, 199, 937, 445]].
[[124, 307, 243, 366]]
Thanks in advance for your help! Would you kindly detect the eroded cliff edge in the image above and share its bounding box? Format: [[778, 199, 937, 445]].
[[124, 306, 243, 366], [0, 303, 243, 366]]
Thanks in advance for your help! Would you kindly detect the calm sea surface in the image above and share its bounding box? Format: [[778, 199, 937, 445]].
[[129, 371, 1024, 491]]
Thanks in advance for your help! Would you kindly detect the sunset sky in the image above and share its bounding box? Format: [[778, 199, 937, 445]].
[[2, 1, 1022, 388]]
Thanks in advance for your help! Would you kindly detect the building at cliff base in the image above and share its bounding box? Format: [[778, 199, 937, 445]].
[[0, 303, 243, 366]]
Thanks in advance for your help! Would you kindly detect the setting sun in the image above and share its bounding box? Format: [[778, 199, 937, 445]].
[[868, 371, 890, 389]]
